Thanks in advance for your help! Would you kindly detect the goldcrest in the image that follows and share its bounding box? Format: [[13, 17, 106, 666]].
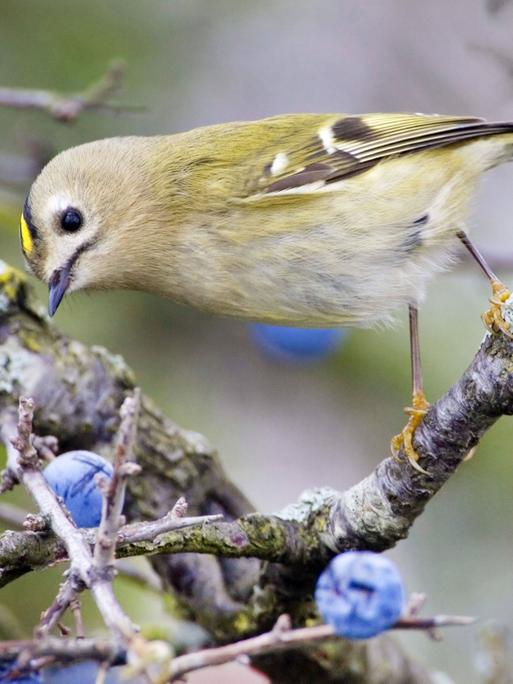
[[20, 112, 513, 324]]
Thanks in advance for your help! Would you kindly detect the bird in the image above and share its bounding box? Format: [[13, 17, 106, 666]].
[[19, 112, 513, 472]]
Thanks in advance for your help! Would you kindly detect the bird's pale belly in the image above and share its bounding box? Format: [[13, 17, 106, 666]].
[[228, 249, 456, 327], [178, 222, 460, 328]]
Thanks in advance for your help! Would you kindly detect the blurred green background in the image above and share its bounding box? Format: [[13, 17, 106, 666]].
[[1, 1, 513, 682]]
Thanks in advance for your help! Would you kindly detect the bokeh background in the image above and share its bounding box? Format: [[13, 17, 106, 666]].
[[1, 1, 513, 682]]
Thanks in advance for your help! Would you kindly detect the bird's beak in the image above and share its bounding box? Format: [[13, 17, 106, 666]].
[[48, 266, 71, 317]]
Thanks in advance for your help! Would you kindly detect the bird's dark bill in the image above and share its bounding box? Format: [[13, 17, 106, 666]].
[[48, 268, 70, 317]]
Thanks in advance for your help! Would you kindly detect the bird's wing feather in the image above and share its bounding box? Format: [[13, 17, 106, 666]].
[[246, 113, 513, 196]]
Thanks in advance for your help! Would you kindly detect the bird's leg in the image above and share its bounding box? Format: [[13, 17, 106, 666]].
[[390, 304, 430, 474], [457, 231, 513, 338]]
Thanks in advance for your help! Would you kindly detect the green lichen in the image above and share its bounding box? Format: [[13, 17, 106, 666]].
[[0, 262, 26, 303], [231, 611, 253, 635], [278, 487, 338, 523], [18, 329, 42, 353]]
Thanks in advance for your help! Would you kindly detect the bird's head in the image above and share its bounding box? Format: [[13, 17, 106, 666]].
[[21, 137, 158, 316]]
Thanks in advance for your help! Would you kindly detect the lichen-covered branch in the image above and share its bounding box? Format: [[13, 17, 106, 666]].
[[0, 512, 227, 586], [1, 261, 512, 682], [327, 328, 513, 552]]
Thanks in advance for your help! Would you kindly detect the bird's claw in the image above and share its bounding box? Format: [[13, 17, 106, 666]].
[[390, 391, 430, 474], [482, 281, 513, 339]]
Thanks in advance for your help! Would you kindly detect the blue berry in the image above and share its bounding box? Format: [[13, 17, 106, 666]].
[[0, 659, 41, 683], [315, 551, 405, 639], [248, 324, 346, 362], [42, 661, 122, 683], [43, 451, 113, 528]]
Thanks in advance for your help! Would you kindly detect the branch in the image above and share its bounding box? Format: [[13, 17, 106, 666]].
[[37, 578, 77, 638], [168, 611, 474, 681], [0, 60, 141, 122], [0, 510, 226, 585]]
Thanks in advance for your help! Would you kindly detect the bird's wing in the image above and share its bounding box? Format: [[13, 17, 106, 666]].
[[246, 113, 513, 196]]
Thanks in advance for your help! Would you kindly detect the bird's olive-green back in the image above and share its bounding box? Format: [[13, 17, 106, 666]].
[[148, 112, 513, 210]]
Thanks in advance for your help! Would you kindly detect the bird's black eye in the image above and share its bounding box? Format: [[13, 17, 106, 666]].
[[60, 208, 83, 232]]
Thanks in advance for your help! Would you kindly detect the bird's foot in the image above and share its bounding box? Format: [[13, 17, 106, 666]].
[[482, 280, 513, 339], [390, 390, 430, 474]]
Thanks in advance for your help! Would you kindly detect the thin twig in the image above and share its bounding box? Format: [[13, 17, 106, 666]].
[[57, 624, 71, 637], [168, 612, 475, 680], [403, 592, 427, 618], [116, 511, 222, 545], [170, 497, 188, 518], [0, 489, 219, 545], [93, 389, 141, 573], [32, 435, 58, 463], [88, 392, 142, 645], [70, 596, 84, 639], [37, 578, 77, 638], [0, 60, 141, 122]]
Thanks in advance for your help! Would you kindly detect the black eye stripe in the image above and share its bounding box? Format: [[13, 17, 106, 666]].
[[60, 207, 83, 232], [22, 197, 39, 240]]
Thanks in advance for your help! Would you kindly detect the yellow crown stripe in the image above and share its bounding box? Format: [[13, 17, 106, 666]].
[[20, 214, 33, 255]]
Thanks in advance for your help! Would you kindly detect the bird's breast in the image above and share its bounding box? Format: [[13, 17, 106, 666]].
[[164, 215, 460, 327]]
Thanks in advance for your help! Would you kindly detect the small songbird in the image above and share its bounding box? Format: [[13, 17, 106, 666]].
[[19, 112, 513, 471]]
